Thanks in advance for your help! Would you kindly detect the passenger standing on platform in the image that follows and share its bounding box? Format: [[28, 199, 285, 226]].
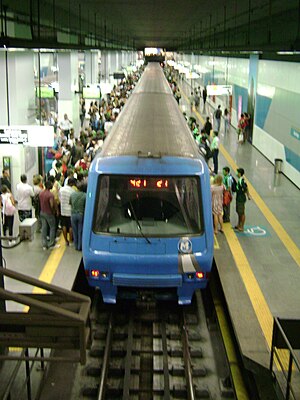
[[202, 87, 207, 110], [243, 112, 250, 142], [49, 160, 62, 178], [203, 116, 212, 137], [222, 167, 233, 223], [213, 105, 222, 133], [224, 108, 230, 134], [194, 90, 200, 109], [237, 114, 246, 143], [80, 99, 86, 127], [16, 174, 34, 222], [1, 185, 16, 244], [211, 175, 224, 234], [39, 181, 60, 250], [175, 87, 181, 104], [59, 114, 73, 139], [0, 168, 11, 192], [69, 184, 86, 251], [59, 177, 76, 246], [235, 168, 251, 232], [189, 92, 194, 112], [33, 174, 44, 233], [211, 131, 220, 175]]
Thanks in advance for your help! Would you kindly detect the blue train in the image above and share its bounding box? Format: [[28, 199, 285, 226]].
[[82, 63, 214, 304]]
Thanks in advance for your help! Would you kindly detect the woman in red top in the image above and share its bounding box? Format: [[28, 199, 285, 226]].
[[75, 153, 90, 172]]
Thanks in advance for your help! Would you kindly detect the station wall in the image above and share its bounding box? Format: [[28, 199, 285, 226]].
[[179, 54, 300, 188]]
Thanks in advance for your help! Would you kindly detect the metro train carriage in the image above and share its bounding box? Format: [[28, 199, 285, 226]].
[[82, 63, 214, 305]]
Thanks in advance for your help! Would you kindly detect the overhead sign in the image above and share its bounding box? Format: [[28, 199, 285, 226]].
[[0, 126, 54, 147], [113, 72, 125, 80], [35, 86, 55, 98], [207, 84, 233, 96], [82, 85, 101, 99], [0, 128, 28, 144]]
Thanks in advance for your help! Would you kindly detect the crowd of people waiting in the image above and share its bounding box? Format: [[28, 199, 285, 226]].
[[166, 68, 251, 235], [0, 69, 143, 250]]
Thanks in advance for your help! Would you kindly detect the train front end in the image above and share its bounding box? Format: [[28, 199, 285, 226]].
[[82, 156, 214, 305]]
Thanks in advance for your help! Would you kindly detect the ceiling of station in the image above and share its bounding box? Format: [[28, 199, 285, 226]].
[[2, 0, 300, 54]]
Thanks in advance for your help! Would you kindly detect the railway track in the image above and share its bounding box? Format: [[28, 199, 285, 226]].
[[79, 290, 231, 399]]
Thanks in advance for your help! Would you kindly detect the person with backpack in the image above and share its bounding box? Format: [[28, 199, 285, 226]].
[[214, 105, 222, 133], [1, 185, 16, 245], [222, 166, 234, 223], [203, 116, 212, 136], [235, 168, 251, 232]]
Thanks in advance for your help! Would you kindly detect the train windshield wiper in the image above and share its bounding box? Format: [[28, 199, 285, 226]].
[[128, 201, 151, 244]]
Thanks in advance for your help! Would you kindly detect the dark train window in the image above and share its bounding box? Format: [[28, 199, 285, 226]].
[[93, 175, 203, 237]]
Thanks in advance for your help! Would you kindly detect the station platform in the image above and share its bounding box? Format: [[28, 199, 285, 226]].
[[0, 77, 299, 397], [179, 79, 300, 393], [2, 231, 82, 312]]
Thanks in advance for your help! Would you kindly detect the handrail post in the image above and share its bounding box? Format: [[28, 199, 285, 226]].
[[285, 352, 293, 400]]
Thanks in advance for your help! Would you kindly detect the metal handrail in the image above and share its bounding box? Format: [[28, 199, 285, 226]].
[[270, 317, 300, 400]]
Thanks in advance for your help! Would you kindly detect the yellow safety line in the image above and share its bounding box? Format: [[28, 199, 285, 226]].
[[223, 224, 273, 346], [181, 87, 299, 265], [22, 235, 66, 314], [32, 235, 66, 294], [179, 89, 292, 368], [211, 281, 250, 400], [214, 234, 220, 249], [220, 144, 300, 269]]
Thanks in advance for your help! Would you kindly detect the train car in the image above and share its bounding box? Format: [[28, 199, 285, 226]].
[[82, 63, 214, 305]]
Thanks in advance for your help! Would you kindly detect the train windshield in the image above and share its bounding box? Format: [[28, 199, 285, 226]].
[[93, 175, 203, 237]]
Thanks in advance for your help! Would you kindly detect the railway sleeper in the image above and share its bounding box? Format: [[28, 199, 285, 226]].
[[169, 347, 203, 358], [170, 384, 210, 399]]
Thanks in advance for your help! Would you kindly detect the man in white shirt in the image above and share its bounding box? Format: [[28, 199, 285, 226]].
[[16, 174, 34, 222], [59, 177, 76, 245], [59, 114, 73, 138]]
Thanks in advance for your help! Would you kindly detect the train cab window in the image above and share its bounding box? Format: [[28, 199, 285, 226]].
[[93, 175, 203, 237]]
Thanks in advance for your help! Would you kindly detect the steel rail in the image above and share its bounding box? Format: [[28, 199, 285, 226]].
[[122, 312, 134, 399], [97, 313, 114, 400], [181, 311, 195, 400], [161, 320, 171, 400]]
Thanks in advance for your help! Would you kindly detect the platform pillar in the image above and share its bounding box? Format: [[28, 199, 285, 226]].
[[109, 51, 117, 76], [0, 50, 35, 125], [85, 51, 99, 84], [57, 52, 80, 135], [100, 50, 110, 82]]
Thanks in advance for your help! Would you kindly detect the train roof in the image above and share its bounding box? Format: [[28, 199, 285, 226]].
[[101, 63, 201, 159]]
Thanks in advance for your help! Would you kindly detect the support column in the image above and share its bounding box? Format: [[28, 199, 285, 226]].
[[57, 52, 80, 135], [0, 52, 8, 125], [0, 51, 38, 190], [109, 51, 117, 75], [0, 51, 35, 125], [85, 51, 99, 84], [100, 50, 109, 82]]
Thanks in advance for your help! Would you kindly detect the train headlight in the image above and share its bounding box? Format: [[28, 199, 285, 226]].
[[90, 269, 109, 280], [91, 269, 100, 278], [196, 271, 204, 280]]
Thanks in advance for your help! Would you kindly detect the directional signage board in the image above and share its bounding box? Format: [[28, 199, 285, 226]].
[[0, 126, 54, 147], [207, 85, 233, 96], [0, 128, 28, 145]]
